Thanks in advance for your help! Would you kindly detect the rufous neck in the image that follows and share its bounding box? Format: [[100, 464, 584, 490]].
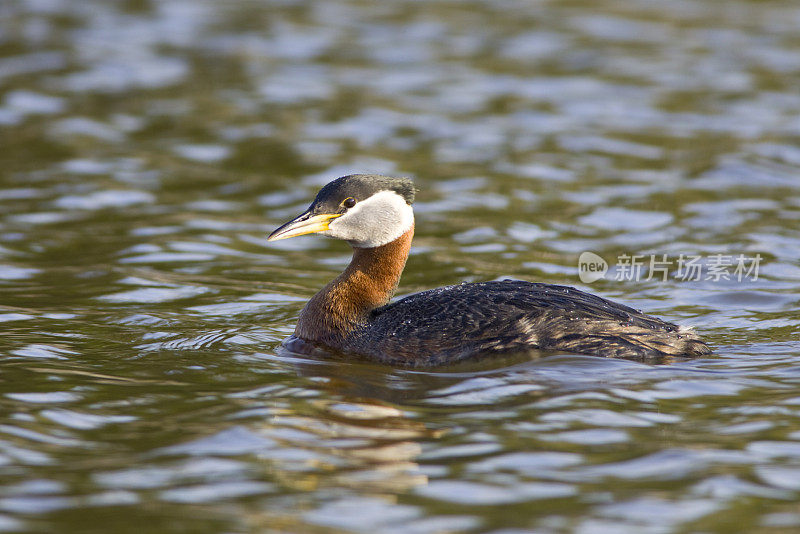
[[295, 224, 414, 343]]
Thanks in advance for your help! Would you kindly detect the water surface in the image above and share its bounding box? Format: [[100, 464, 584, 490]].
[[1, 0, 800, 532]]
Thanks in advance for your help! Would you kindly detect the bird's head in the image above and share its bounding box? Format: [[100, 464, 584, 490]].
[[267, 174, 415, 248]]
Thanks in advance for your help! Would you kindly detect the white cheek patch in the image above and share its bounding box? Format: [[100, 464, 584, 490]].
[[326, 191, 414, 248]]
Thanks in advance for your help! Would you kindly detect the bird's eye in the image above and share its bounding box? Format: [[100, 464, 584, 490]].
[[342, 197, 357, 209]]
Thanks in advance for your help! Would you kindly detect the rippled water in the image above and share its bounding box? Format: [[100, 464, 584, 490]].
[[1, 0, 800, 532]]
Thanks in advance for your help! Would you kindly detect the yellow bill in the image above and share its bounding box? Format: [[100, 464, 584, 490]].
[[267, 212, 341, 241]]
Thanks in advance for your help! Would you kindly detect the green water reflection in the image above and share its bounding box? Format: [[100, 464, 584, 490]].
[[1, 0, 800, 532]]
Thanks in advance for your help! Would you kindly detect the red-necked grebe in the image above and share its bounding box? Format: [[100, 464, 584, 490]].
[[268, 174, 710, 366]]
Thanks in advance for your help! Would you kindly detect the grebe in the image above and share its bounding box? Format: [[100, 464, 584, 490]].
[[268, 174, 710, 366]]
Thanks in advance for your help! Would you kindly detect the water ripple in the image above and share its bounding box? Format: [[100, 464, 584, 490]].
[[1, 0, 799, 532]]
